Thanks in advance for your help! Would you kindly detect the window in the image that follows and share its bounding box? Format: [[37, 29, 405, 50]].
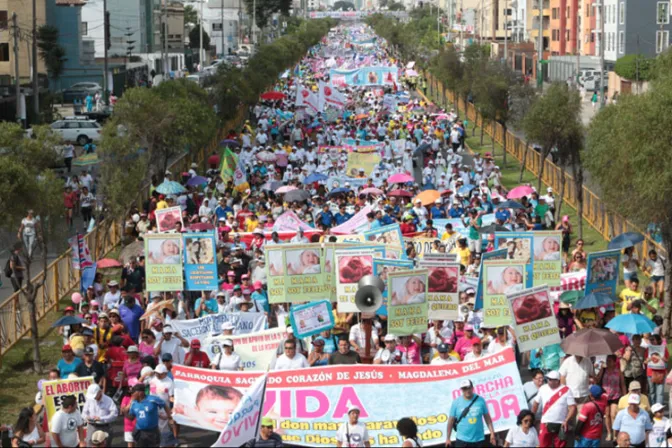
[[0, 42, 7, 61], [0, 11, 7, 24], [619, 30, 624, 53], [82, 21, 87, 35], [657, 30, 669, 52], [212, 23, 223, 32], [657, 2, 670, 24], [619, 2, 625, 24]]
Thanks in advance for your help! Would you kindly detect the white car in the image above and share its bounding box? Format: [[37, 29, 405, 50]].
[[28, 117, 102, 145]]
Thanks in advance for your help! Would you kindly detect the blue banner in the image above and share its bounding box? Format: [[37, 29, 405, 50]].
[[183, 232, 219, 291], [585, 249, 621, 297], [475, 249, 508, 310], [330, 66, 398, 86], [494, 232, 534, 289], [373, 258, 414, 316], [289, 300, 335, 338]]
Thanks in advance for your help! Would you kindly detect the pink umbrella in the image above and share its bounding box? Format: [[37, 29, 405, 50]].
[[275, 185, 298, 194], [507, 185, 535, 199], [360, 187, 384, 196], [387, 173, 414, 184], [97, 258, 122, 269], [275, 153, 289, 167], [406, 69, 419, 77]]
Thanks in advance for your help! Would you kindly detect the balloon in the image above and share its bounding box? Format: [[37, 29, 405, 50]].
[[37, 379, 44, 391], [132, 213, 140, 223], [71, 292, 82, 304]]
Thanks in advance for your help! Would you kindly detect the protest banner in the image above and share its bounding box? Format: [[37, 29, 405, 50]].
[[475, 249, 507, 309], [482, 260, 527, 327], [388, 269, 428, 335], [331, 205, 373, 235], [362, 223, 404, 247], [170, 312, 266, 343], [42, 376, 94, 430], [204, 328, 286, 371], [173, 348, 526, 446], [404, 236, 439, 259], [183, 232, 218, 291], [585, 249, 621, 296], [373, 258, 414, 316], [506, 285, 561, 352], [272, 211, 313, 232], [433, 214, 496, 239], [335, 248, 374, 312], [494, 232, 534, 288], [266, 246, 286, 303], [290, 300, 335, 338], [329, 66, 398, 86], [531, 231, 562, 288], [418, 260, 460, 320], [145, 233, 184, 291], [282, 244, 329, 303], [155, 206, 184, 233], [212, 374, 267, 447], [345, 152, 381, 177], [68, 233, 93, 270], [325, 176, 368, 191]]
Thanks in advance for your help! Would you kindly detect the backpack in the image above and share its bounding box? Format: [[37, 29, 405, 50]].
[[4, 258, 12, 278]]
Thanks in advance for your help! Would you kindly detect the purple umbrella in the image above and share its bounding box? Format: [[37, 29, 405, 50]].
[[220, 139, 240, 147], [187, 176, 208, 186]]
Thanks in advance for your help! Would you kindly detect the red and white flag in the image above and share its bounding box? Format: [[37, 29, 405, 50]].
[[295, 85, 319, 114], [318, 81, 347, 110]]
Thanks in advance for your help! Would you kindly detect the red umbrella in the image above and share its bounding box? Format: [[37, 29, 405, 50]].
[[260, 91, 285, 101], [97, 258, 122, 269], [388, 189, 413, 197]]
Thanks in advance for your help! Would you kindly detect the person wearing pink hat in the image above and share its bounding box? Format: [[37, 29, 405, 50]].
[[221, 271, 237, 292], [454, 325, 482, 360], [251, 281, 269, 313]]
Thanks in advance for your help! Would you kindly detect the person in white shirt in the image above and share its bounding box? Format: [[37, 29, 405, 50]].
[[290, 228, 309, 244], [431, 343, 459, 365], [531, 370, 577, 447], [488, 327, 515, 354], [274, 340, 309, 370], [412, 200, 427, 222], [336, 406, 371, 448], [82, 383, 118, 447], [210, 339, 242, 371], [102, 281, 121, 310], [50, 395, 85, 448], [153, 326, 189, 365], [349, 318, 379, 353], [373, 334, 407, 364], [504, 410, 539, 448], [558, 354, 594, 404], [463, 340, 486, 361]]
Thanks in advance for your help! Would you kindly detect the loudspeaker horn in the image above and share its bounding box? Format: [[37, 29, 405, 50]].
[[355, 275, 385, 313]]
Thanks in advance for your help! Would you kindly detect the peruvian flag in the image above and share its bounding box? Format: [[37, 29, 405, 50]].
[[318, 81, 347, 110]]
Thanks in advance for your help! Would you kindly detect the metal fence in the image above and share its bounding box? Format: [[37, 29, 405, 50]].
[[424, 73, 664, 261], [0, 107, 246, 367]]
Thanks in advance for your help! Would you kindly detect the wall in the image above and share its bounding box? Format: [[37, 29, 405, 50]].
[[0, 0, 47, 83]]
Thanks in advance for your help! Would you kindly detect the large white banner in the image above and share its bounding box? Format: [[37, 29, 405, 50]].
[[170, 312, 267, 343], [203, 328, 287, 371]]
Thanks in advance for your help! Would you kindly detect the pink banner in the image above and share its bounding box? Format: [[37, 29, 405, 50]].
[[273, 211, 313, 232], [330, 205, 373, 235]]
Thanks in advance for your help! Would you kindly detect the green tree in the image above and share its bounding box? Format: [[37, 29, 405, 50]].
[[333, 1, 355, 10], [37, 25, 67, 81], [460, 44, 489, 137], [430, 47, 463, 114], [189, 25, 210, 51], [614, 54, 652, 81], [472, 61, 511, 155], [184, 4, 199, 27], [522, 82, 582, 191], [387, 1, 406, 10]]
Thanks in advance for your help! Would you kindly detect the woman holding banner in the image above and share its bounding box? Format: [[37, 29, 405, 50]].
[[210, 340, 242, 371]]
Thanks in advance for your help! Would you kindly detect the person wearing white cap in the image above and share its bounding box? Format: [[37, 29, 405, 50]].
[[531, 370, 577, 448], [154, 325, 188, 365], [102, 280, 121, 311], [373, 334, 406, 365], [446, 379, 496, 447], [412, 199, 428, 222], [336, 406, 370, 448], [613, 392, 652, 447], [210, 339, 242, 371], [648, 403, 668, 447], [82, 383, 118, 447]]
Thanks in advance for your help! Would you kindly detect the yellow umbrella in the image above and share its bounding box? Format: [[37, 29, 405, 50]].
[[413, 189, 441, 206]]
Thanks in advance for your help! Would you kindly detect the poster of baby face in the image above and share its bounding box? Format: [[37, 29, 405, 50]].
[[335, 248, 374, 313], [418, 260, 460, 320], [506, 285, 560, 352]]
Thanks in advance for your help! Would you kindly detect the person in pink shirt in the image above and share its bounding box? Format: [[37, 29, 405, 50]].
[[121, 379, 138, 447], [454, 325, 482, 359], [396, 335, 422, 364], [221, 271, 237, 292], [138, 329, 157, 358], [121, 345, 143, 386]]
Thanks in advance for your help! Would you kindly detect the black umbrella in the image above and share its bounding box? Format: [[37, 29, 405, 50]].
[[561, 328, 623, 357], [284, 189, 311, 202], [52, 316, 87, 328], [413, 142, 431, 155], [495, 200, 526, 210], [478, 224, 510, 234]]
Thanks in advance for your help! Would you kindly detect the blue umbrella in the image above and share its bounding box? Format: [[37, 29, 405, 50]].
[[329, 187, 351, 196], [413, 142, 431, 155], [155, 181, 187, 195], [51, 315, 88, 328], [605, 313, 656, 334], [608, 232, 645, 250], [303, 172, 328, 184], [496, 200, 526, 210], [186, 176, 208, 187], [458, 184, 475, 195], [220, 139, 240, 147], [573, 292, 615, 310]]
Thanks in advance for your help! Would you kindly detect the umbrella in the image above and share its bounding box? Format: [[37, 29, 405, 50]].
[[256, 151, 277, 163], [573, 292, 615, 310], [406, 69, 419, 77], [189, 223, 215, 231], [275, 153, 289, 167], [285, 189, 311, 202], [219, 139, 240, 147], [608, 232, 645, 250], [354, 113, 369, 120], [605, 313, 656, 334], [303, 172, 328, 184], [155, 181, 187, 195], [559, 290, 584, 305], [260, 91, 286, 101], [96, 258, 122, 269], [140, 300, 175, 321], [388, 189, 413, 198], [73, 153, 100, 167], [360, 187, 384, 196], [507, 185, 534, 199], [414, 142, 431, 155], [329, 187, 351, 196], [478, 224, 510, 234], [275, 185, 298, 194], [186, 176, 208, 187], [496, 200, 526, 210], [51, 315, 88, 328], [458, 184, 476, 195], [119, 240, 144, 265], [388, 173, 414, 184], [561, 328, 624, 357], [261, 180, 283, 191], [413, 189, 441, 206]]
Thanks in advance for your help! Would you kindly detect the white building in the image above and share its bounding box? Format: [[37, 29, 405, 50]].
[[184, 0, 242, 57], [603, 0, 618, 62]]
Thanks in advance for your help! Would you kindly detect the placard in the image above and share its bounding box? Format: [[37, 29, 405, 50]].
[[282, 244, 329, 303], [475, 249, 507, 309], [155, 206, 184, 233], [532, 231, 562, 287], [506, 285, 560, 352], [183, 232, 218, 291], [495, 232, 534, 288], [289, 300, 335, 338], [145, 233, 184, 291], [373, 258, 414, 316], [404, 236, 440, 259], [42, 376, 94, 431], [335, 248, 374, 312], [204, 327, 287, 371], [362, 223, 404, 247], [482, 260, 527, 327], [387, 269, 428, 335], [266, 246, 286, 303], [418, 260, 460, 320], [585, 249, 621, 296]]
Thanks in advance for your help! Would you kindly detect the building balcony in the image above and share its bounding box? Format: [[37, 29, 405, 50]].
[[529, 28, 551, 38]]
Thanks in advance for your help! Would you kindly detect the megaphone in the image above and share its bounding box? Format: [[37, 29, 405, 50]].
[[355, 275, 384, 313], [460, 304, 471, 316]]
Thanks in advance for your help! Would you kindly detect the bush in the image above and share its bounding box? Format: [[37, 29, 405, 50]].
[[614, 54, 652, 81]]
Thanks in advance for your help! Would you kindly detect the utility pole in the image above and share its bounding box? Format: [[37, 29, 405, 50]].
[[220, 0, 224, 57], [200, 0, 204, 67], [253, 0, 257, 44], [479, 0, 483, 44], [12, 13, 20, 123], [163, 0, 168, 74], [32, 0, 39, 121], [104, 0, 110, 105], [599, 0, 605, 107], [575, 7, 580, 85], [504, 2, 508, 66], [537, 0, 543, 90]]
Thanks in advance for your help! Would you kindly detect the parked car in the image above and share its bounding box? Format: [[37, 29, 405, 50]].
[[27, 116, 102, 145], [60, 82, 102, 103]]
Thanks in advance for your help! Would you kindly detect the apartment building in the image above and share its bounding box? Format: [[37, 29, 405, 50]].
[[0, 0, 47, 85]]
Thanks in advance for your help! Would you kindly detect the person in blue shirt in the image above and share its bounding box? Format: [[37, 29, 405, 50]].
[[57, 344, 83, 379], [119, 294, 144, 341], [317, 204, 334, 229], [430, 199, 446, 219], [334, 205, 352, 225], [449, 202, 464, 218], [378, 209, 394, 226], [314, 329, 340, 355], [214, 199, 229, 222], [195, 292, 219, 317], [366, 212, 381, 230], [446, 379, 496, 447], [251, 282, 270, 313], [123, 384, 173, 447], [613, 393, 652, 446]]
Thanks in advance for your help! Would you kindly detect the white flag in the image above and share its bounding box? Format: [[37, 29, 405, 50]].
[[295, 85, 319, 114], [211, 373, 267, 447], [319, 81, 347, 110]]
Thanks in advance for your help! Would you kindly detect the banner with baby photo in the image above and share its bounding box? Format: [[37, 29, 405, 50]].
[[482, 260, 527, 327], [372, 258, 414, 316], [155, 206, 184, 233], [531, 231, 562, 288], [475, 249, 507, 310], [506, 285, 560, 352], [289, 300, 335, 338], [387, 269, 429, 335], [266, 246, 286, 303], [335, 248, 375, 312], [281, 244, 329, 303], [346, 151, 381, 177], [585, 249, 621, 296], [362, 223, 404, 248], [418, 260, 460, 320], [494, 232, 534, 289], [404, 236, 439, 259], [145, 233, 184, 291], [183, 232, 219, 291]]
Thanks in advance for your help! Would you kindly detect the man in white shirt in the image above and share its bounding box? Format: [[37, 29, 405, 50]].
[[412, 199, 428, 222], [558, 354, 594, 407], [290, 228, 309, 244], [82, 383, 118, 447], [463, 340, 486, 361], [373, 334, 407, 364], [348, 318, 379, 353], [153, 326, 189, 365], [336, 406, 371, 448], [541, 187, 556, 211], [102, 280, 121, 311], [532, 370, 577, 448], [51, 395, 85, 448], [274, 339, 309, 370]]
